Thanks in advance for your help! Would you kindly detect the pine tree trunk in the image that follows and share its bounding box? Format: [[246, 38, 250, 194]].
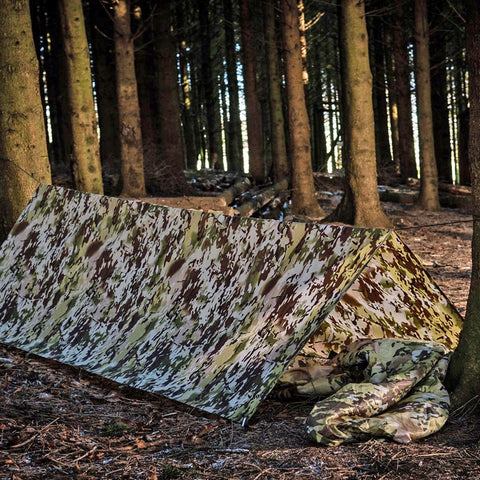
[[240, 0, 265, 183], [280, 0, 324, 218], [446, 0, 480, 407], [58, 0, 103, 194], [384, 28, 400, 175], [370, 15, 392, 169], [429, 1, 452, 184], [154, 0, 189, 194], [199, 0, 223, 170], [113, 0, 146, 198], [415, 0, 440, 210], [177, 0, 198, 171], [333, 0, 390, 227], [264, 0, 290, 183], [90, 0, 120, 182], [393, 0, 417, 181], [224, 0, 244, 173], [0, 0, 52, 241], [135, 12, 159, 177]]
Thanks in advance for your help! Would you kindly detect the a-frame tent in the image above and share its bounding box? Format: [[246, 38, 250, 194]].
[[0, 185, 462, 424]]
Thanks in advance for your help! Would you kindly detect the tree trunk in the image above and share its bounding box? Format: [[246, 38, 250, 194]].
[[331, 0, 390, 228], [264, 0, 290, 183], [446, 0, 480, 407], [415, 0, 440, 210], [240, 0, 265, 183], [280, 0, 324, 218], [429, 0, 452, 184], [199, 0, 223, 170], [177, 0, 198, 171], [58, 0, 103, 194], [90, 0, 120, 183], [154, 0, 189, 194], [370, 15, 392, 169], [0, 0, 52, 241], [224, 0, 244, 173], [393, 0, 417, 181], [113, 0, 146, 198], [384, 28, 400, 175], [135, 9, 159, 178]]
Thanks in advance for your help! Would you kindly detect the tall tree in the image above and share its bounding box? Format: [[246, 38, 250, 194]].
[[415, 0, 440, 210], [240, 0, 265, 183], [264, 0, 289, 183], [113, 0, 146, 197], [90, 0, 121, 182], [199, 0, 223, 169], [429, 0, 452, 184], [177, 0, 198, 170], [224, 0, 244, 173], [281, 0, 324, 218], [154, 0, 189, 194], [58, 0, 104, 194], [330, 0, 390, 227], [446, 0, 480, 407], [370, 13, 392, 169], [393, 0, 417, 181], [0, 0, 52, 241]]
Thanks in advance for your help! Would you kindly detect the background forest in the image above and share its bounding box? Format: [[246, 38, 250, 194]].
[[3, 1, 480, 478], [0, 0, 475, 237]]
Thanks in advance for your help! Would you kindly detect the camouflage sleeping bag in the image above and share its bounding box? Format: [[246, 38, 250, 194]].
[[279, 338, 450, 445]]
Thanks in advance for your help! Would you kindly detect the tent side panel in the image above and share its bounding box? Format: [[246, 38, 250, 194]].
[[0, 185, 391, 421], [305, 231, 462, 356]]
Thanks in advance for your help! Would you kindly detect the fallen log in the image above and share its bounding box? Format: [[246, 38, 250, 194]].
[[236, 179, 289, 217]]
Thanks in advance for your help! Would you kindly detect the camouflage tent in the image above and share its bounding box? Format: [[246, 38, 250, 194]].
[[0, 185, 462, 426]]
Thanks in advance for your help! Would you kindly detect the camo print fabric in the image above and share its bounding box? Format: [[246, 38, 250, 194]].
[[304, 232, 462, 357], [0, 185, 390, 421], [280, 339, 450, 445], [0, 185, 462, 423]]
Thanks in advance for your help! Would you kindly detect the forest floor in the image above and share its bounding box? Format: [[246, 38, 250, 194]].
[[1, 177, 480, 479]]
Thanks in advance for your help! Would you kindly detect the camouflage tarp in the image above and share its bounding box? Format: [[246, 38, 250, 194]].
[[280, 339, 450, 445], [0, 185, 462, 424]]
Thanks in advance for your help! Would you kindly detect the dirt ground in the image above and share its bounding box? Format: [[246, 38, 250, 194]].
[[1, 193, 480, 480]]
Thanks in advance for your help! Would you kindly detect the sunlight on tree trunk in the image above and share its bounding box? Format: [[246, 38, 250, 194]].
[[0, 0, 52, 241], [331, 0, 391, 228], [281, 0, 324, 218], [58, 0, 104, 195]]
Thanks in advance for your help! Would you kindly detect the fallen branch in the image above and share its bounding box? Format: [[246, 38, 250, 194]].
[[236, 180, 289, 217], [219, 177, 252, 205]]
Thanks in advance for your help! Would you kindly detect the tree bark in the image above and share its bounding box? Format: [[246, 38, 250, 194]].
[[446, 0, 480, 407], [240, 0, 265, 183], [113, 0, 146, 198], [58, 0, 103, 194], [280, 0, 324, 218], [90, 0, 120, 182], [199, 0, 223, 170], [264, 0, 290, 183], [223, 0, 244, 173], [154, 0, 189, 194], [331, 0, 390, 228], [177, 0, 198, 171], [370, 14, 392, 169], [0, 0, 52, 241], [415, 0, 440, 210], [429, 0, 452, 184], [393, 0, 417, 181]]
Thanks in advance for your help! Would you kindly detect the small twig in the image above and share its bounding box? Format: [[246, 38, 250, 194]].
[[10, 417, 59, 449]]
